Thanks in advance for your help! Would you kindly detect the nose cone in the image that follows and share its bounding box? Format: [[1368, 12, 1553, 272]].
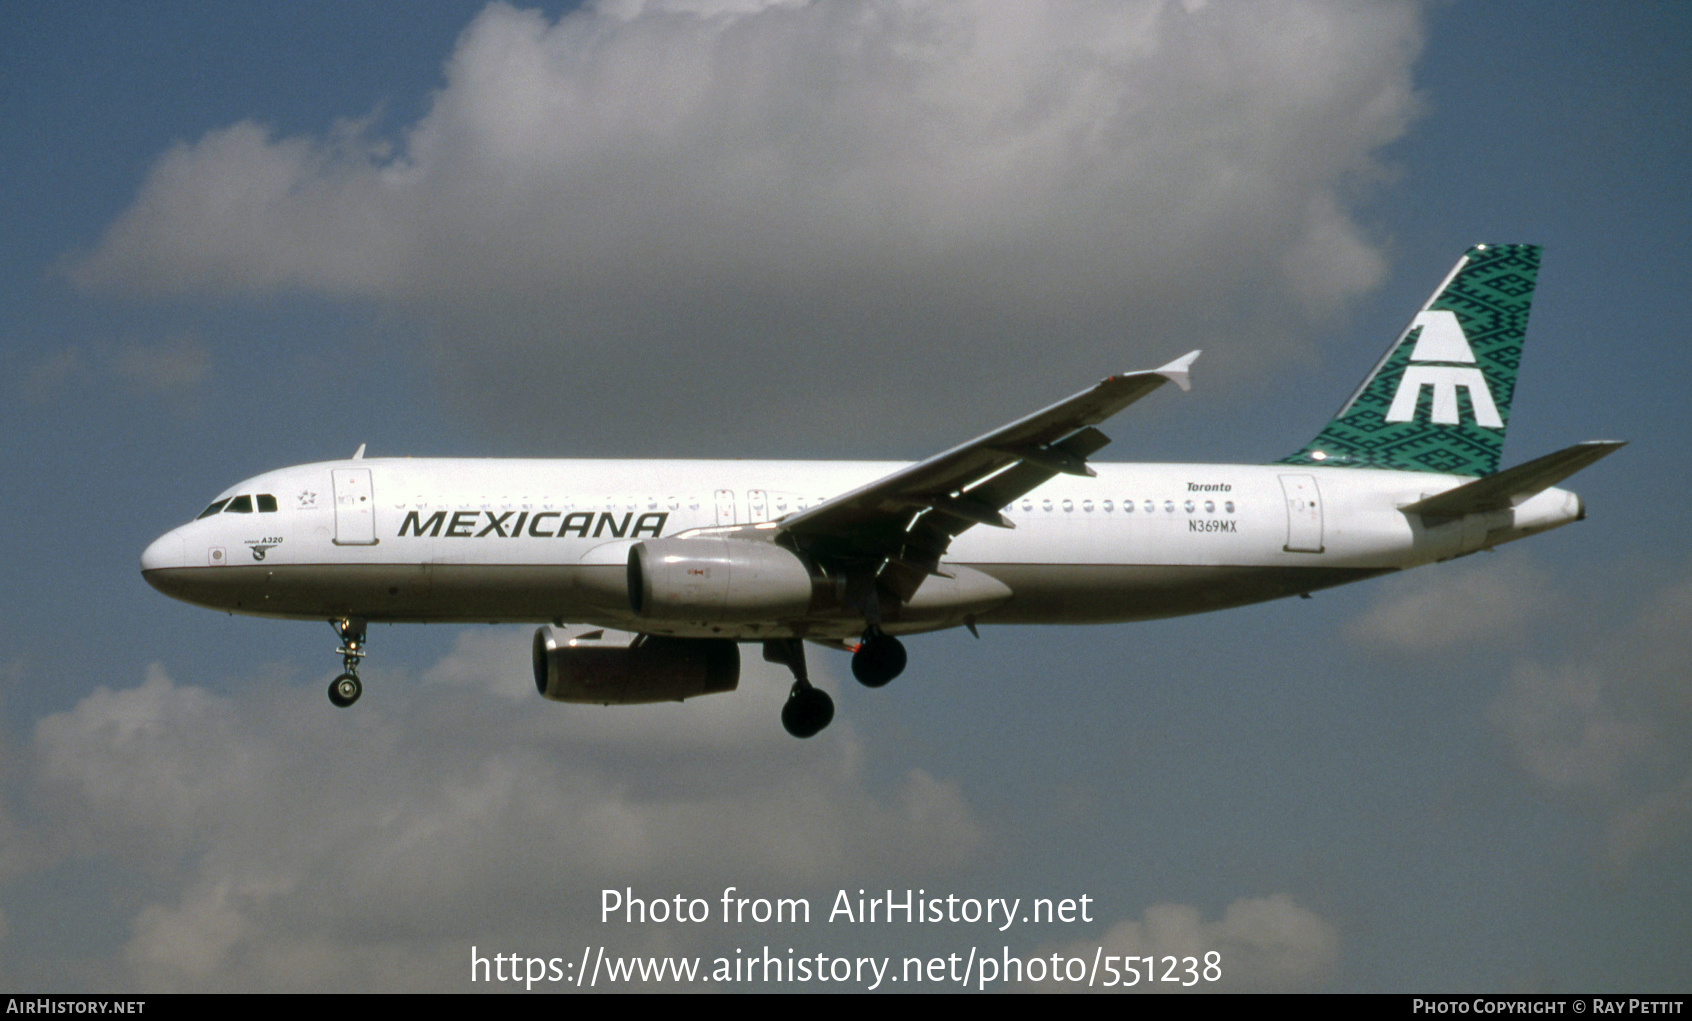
[[140, 529, 185, 590]]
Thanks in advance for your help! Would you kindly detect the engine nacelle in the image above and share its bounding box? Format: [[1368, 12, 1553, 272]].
[[532, 626, 739, 704], [627, 537, 816, 622]]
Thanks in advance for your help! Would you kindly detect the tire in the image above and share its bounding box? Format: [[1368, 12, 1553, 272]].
[[852, 634, 907, 688], [328, 672, 362, 708], [780, 685, 834, 738]]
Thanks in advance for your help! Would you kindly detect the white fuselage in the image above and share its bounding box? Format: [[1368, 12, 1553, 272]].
[[139, 456, 1583, 641]]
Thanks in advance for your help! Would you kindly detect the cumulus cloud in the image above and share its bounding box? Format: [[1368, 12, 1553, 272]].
[[71, 0, 1425, 453], [20, 655, 980, 990], [14, 338, 211, 407], [107, 337, 213, 397], [1490, 571, 1692, 872], [1038, 894, 1340, 992], [16, 347, 85, 406], [1347, 557, 1556, 653]]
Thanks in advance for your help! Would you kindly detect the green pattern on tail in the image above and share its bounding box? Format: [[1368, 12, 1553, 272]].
[[1279, 244, 1541, 476]]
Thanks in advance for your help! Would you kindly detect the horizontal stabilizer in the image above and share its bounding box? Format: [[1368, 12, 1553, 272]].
[[1402, 440, 1625, 519]]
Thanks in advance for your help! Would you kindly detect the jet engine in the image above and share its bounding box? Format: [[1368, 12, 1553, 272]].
[[626, 537, 817, 622], [532, 626, 739, 704]]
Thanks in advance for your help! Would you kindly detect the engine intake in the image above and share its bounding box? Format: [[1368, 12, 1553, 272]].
[[532, 626, 739, 704], [627, 537, 816, 622]]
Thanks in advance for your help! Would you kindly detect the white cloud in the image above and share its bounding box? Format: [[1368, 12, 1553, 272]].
[[126, 880, 251, 985], [35, 664, 263, 859], [1489, 570, 1692, 871], [16, 347, 84, 406], [1038, 894, 1340, 992], [1602, 774, 1692, 873], [107, 337, 212, 397], [14, 337, 211, 407], [72, 0, 1426, 452], [20, 655, 981, 990], [1347, 557, 1556, 653]]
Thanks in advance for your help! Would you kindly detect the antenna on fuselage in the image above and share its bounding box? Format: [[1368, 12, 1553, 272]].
[[351, 443, 366, 460]]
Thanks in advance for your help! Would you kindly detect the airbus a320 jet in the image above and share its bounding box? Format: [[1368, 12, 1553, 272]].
[[141, 245, 1620, 737]]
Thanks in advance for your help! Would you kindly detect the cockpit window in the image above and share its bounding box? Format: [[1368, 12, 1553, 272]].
[[257, 494, 278, 513], [197, 499, 230, 519], [224, 495, 254, 514]]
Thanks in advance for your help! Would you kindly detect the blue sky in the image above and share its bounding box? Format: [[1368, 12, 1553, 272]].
[[2, 0, 1688, 992]]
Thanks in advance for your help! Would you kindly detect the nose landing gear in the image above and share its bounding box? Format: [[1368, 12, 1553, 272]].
[[328, 617, 367, 708]]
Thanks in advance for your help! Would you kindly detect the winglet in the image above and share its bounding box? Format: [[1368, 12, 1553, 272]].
[[1155, 350, 1201, 392]]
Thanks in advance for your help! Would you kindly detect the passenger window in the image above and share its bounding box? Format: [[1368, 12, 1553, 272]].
[[257, 494, 278, 513], [224, 495, 253, 514], [197, 499, 229, 519]]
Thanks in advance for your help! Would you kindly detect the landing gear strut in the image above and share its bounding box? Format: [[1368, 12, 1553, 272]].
[[851, 626, 906, 688], [328, 617, 367, 708], [766, 639, 833, 738]]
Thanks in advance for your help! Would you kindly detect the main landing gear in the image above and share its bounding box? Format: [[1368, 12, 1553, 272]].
[[767, 639, 833, 739], [328, 617, 366, 708], [766, 628, 909, 739], [851, 626, 906, 688]]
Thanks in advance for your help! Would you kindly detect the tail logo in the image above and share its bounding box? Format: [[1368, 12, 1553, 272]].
[[1277, 243, 1538, 475], [1384, 311, 1503, 429]]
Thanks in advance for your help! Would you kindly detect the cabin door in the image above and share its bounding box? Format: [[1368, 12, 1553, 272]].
[[331, 468, 378, 546], [1278, 474, 1324, 553]]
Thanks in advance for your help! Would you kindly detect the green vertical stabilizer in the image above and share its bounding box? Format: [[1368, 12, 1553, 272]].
[[1279, 244, 1541, 476]]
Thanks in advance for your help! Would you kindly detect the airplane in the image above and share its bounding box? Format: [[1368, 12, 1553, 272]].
[[140, 244, 1621, 738]]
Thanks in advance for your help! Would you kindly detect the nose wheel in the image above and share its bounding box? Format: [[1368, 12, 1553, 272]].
[[328, 617, 367, 708], [329, 672, 363, 708]]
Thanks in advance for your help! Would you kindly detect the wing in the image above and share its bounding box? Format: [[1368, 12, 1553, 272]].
[[779, 351, 1199, 601]]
